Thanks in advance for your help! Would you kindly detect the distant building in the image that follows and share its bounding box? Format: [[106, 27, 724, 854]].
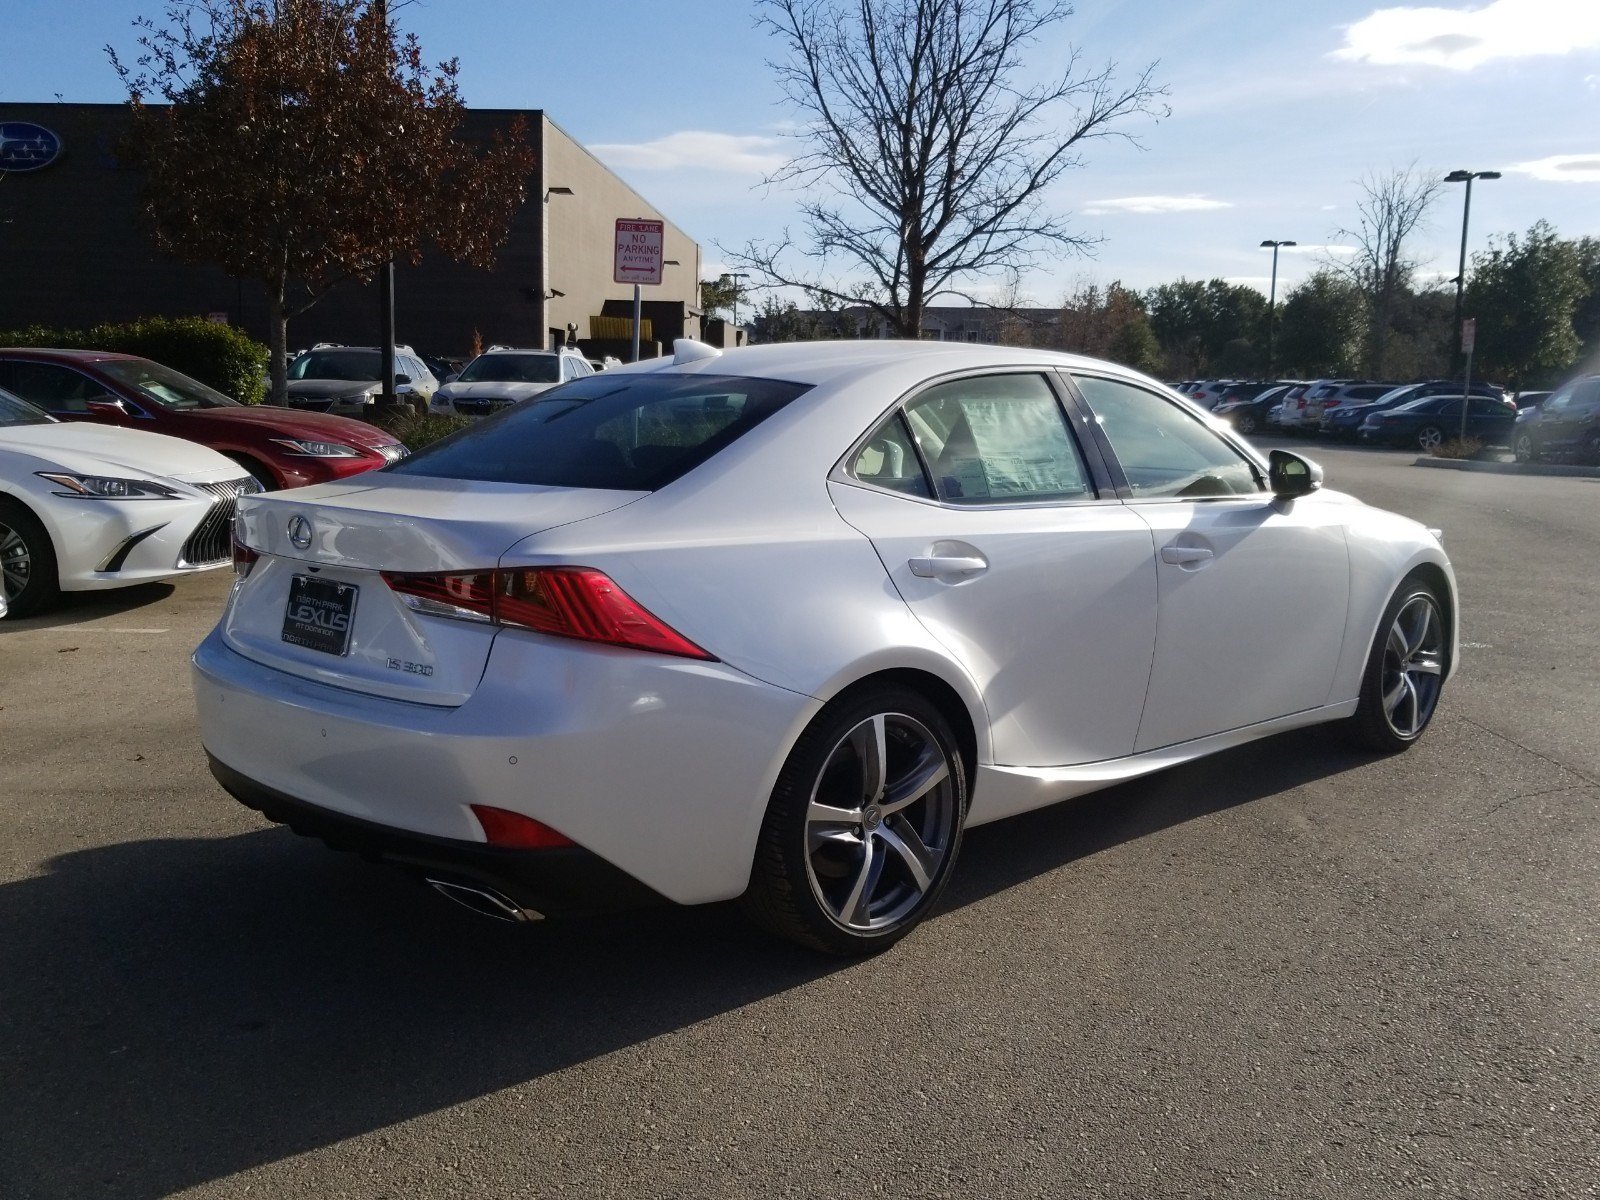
[[0, 104, 702, 359], [813, 304, 1062, 345]]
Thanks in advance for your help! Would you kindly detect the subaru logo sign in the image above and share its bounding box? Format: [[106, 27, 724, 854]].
[[287, 515, 314, 550], [0, 122, 63, 173]]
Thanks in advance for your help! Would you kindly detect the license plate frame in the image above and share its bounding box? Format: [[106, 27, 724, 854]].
[[281, 574, 359, 656]]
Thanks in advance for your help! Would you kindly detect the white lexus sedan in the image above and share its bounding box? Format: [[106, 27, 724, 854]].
[[195, 342, 1456, 954], [1, 387, 259, 617]]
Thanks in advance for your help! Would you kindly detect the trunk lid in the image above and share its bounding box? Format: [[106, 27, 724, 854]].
[[224, 476, 646, 705]]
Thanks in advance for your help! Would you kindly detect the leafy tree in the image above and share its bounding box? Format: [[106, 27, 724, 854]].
[[1571, 236, 1600, 366], [1329, 164, 1441, 376], [730, 0, 1166, 338], [700, 276, 741, 324], [1057, 280, 1159, 372], [1465, 220, 1587, 389], [1275, 270, 1367, 377], [111, 0, 535, 404], [1145, 278, 1266, 376]]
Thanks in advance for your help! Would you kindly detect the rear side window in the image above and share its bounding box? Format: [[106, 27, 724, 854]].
[[389, 372, 810, 490], [906, 374, 1092, 504]]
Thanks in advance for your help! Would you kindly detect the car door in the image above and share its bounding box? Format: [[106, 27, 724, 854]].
[[1466, 396, 1515, 444], [1539, 379, 1600, 453], [827, 370, 1158, 769], [1067, 373, 1351, 753]]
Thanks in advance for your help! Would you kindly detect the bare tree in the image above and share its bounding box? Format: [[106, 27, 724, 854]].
[[730, 0, 1165, 339], [1331, 163, 1442, 377]]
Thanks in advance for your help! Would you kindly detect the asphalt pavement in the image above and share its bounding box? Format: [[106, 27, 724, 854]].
[[1, 440, 1595, 1199]]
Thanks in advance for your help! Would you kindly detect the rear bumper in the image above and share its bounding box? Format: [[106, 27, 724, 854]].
[[192, 626, 819, 905], [209, 754, 665, 914]]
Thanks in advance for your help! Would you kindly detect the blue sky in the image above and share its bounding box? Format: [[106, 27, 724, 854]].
[[6, 0, 1599, 306]]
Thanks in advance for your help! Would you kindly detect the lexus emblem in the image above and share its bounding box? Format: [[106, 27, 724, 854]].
[[287, 515, 314, 550]]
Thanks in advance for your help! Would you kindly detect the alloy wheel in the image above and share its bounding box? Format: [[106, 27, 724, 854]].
[[1513, 432, 1535, 463], [1380, 593, 1444, 739], [1416, 425, 1444, 451], [802, 712, 958, 933], [0, 521, 31, 600]]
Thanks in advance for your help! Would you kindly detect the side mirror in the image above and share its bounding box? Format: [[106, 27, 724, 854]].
[[444, 373, 459, 384], [393, 373, 412, 385], [1269, 449, 1322, 498], [85, 398, 128, 418]]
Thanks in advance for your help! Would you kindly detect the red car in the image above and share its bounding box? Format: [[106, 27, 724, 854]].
[[0, 349, 407, 489]]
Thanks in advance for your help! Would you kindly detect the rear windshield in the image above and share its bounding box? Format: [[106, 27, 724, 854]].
[[456, 353, 562, 384], [388, 372, 811, 490]]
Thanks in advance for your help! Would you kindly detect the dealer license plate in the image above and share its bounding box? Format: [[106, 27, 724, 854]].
[[281, 574, 359, 656]]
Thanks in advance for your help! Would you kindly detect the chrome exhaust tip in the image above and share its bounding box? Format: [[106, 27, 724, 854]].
[[425, 878, 544, 923]]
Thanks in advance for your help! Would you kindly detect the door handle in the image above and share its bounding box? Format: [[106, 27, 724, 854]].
[[909, 555, 987, 579], [1160, 545, 1214, 565]]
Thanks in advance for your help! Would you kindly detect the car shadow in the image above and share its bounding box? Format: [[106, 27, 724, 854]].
[[1, 581, 177, 630], [0, 727, 1365, 1197]]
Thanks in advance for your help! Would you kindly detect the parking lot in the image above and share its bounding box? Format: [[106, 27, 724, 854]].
[[2, 440, 1597, 1198]]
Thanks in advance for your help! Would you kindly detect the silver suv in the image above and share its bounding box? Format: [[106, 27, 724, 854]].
[[285, 345, 440, 416], [429, 347, 594, 418]]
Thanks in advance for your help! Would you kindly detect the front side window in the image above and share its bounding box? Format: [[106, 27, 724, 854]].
[[903, 374, 1091, 505], [390, 372, 810, 490], [1073, 374, 1262, 499]]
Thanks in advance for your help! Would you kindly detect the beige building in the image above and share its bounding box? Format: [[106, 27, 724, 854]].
[[0, 104, 703, 360]]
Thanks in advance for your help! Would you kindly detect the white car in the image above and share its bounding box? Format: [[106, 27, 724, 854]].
[[195, 341, 1457, 953], [430, 347, 594, 417], [1, 387, 259, 617]]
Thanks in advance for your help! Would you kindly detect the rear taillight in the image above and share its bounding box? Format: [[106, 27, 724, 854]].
[[232, 532, 259, 577], [382, 566, 715, 660], [470, 804, 576, 849]]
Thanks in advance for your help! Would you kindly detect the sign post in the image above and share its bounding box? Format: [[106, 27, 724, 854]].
[[615, 219, 665, 362]]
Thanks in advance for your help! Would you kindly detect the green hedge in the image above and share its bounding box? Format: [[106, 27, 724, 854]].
[[0, 317, 269, 404]]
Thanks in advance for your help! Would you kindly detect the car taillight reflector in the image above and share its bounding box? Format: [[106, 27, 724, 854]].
[[382, 566, 715, 660], [232, 532, 259, 576], [470, 805, 576, 849]]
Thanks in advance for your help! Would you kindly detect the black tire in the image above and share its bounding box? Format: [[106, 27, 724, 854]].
[[741, 684, 967, 955], [1512, 432, 1537, 463], [0, 498, 61, 618], [1585, 431, 1600, 466], [1348, 576, 1447, 753], [1415, 425, 1445, 452]]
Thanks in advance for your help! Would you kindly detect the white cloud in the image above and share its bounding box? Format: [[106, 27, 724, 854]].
[[1082, 195, 1233, 215], [1510, 152, 1600, 182], [1278, 243, 1360, 256], [589, 131, 786, 175], [1333, 0, 1600, 70]]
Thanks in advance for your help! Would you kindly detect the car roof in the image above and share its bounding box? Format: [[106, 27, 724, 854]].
[[618, 339, 1152, 390], [0, 347, 145, 363]]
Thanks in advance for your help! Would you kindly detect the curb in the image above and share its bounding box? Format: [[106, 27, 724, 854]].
[[1412, 456, 1600, 479]]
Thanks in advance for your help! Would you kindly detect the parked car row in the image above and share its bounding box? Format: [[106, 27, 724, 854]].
[[1196, 369, 1599, 459], [0, 346, 409, 617]]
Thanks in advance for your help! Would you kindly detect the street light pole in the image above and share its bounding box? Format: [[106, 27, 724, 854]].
[[1445, 169, 1500, 378], [1260, 239, 1296, 377]]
